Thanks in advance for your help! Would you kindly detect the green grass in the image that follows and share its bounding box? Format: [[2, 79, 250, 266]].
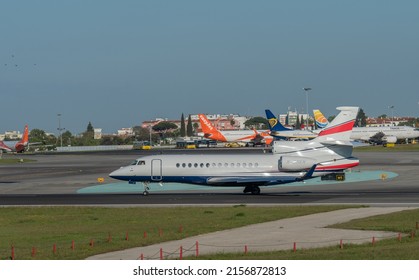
[[190, 208, 419, 260], [4, 206, 419, 260], [0, 205, 353, 260], [354, 143, 419, 152]]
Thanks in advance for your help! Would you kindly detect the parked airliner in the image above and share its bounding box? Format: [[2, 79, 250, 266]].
[[198, 114, 273, 145], [313, 109, 419, 143], [265, 109, 317, 140], [0, 125, 29, 153], [110, 107, 359, 195]]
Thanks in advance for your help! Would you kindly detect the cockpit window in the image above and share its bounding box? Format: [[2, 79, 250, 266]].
[[130, 160, 145, 165]]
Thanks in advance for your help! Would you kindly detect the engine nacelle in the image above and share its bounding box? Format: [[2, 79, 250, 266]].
[[382, 135, 397, 144], [278, 156, 317, 171]]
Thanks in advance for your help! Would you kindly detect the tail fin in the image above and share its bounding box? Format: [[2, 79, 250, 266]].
[[265, 109, 291, 131], [314, 107, 359, 142], [15, 125, 29, 153], [198, 114, 217, 134], [198, 114, 227, 142], [313, 109, 329, 129]]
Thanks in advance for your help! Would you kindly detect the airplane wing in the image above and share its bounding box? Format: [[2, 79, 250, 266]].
[[206, 165, 316, 186], [0, 141, 13, 152]]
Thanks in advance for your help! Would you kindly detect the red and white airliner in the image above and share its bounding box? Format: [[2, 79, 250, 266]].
[[0, 125, 29, 153], [198, 114, 273, 145]]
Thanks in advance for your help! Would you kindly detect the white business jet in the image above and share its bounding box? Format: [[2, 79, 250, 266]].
[[110, 107, 360, 195]]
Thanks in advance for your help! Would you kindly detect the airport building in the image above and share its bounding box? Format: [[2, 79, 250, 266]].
[[141, 114, 250, 133], [0, 130, 23, 141], [366, 117, 417, 127]]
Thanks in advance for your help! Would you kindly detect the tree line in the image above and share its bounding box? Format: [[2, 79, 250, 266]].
[[25, 109, 417, 150]]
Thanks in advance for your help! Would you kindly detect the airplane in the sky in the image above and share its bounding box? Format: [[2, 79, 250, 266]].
[[265, 109, 317, 140], [0, 125, 29, 153], [109, 106, 360, 195], [313, 109, 419, 144], [198, 113, 273, 145]]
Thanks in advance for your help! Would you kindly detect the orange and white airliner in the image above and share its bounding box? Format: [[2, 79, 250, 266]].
[[198, 114, 273, 145], [0, 125, 29, 153]]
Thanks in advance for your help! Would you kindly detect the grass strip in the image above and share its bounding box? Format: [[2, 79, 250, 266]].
[[0, 205, 354, 260]]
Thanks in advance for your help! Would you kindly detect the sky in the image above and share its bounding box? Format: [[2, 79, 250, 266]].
[[1, 1, 419, 134]]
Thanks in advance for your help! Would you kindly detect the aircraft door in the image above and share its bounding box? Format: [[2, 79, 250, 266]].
[[151, 159, 162, 181]]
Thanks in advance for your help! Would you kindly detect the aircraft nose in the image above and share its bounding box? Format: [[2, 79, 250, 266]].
[[109, 167, 125, 179]]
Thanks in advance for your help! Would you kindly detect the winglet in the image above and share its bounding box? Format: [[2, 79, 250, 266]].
[[300, 164, 317, 181]]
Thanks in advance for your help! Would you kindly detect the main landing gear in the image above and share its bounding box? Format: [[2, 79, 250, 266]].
[[243, 186, 261, 195]]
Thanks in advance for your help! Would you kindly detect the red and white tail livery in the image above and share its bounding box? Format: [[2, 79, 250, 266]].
[[0, 125, 30, 153]]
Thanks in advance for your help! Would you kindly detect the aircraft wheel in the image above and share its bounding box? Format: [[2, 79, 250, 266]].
[[251, 186, 261, 195]]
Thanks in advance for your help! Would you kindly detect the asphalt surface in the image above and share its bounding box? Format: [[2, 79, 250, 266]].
[[0, 148, 419, 206]]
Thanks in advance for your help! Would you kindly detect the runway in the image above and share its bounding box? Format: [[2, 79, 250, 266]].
[[1, 148, 419, 206]]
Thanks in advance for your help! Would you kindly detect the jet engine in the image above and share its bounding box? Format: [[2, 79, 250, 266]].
[[278, 156, 317, 171], [382, 135, 397, 144]]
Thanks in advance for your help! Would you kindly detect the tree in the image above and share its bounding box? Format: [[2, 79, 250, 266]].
[[61, 131, 73, 146], [299, 115, 304, 129], [29, 129, 57, 148], [186, 115, 193, 137], [180, 113, 186, 137], [83, 122, 94, 139], [153, 121, 178, 142], [328, 115, 336, 122], [87, 122, 94, 133], [295, 114, 300, 129], [152, 121, 178, 132], [244, 117, 269, 129], [193, 122, 199, 133], [356, 108, 367, 127]]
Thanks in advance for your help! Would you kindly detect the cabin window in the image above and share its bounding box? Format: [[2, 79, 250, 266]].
[[130, 160, 138, 165], [231, 163, 235, 167], [237, 163, 241, 167], [218, 163, 222, 167], [255, 163, 259, 167], [182, 163, 186, 168], [176, 163, 180, 168], [249, 163, 253, 168], [200, 163, 204, 168], [224, 163, 228, 167], [194, 163, 198, 168], [206, 163, 210, 168], [138, 161, 146, 166], [243, 163, 247, 167], [188, 163, 192, 168], [212, 163, 216, 167]]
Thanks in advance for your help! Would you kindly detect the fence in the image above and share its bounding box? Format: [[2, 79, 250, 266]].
[[2, 225, 417, 260]]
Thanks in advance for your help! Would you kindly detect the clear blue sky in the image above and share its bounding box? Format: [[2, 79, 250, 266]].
[[1, 1, 418, 134]]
